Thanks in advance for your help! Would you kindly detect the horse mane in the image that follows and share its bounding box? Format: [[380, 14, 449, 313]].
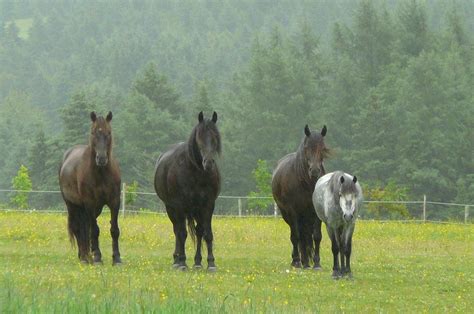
[[186, 119, 221, 169], [295, 139, 313, 186]]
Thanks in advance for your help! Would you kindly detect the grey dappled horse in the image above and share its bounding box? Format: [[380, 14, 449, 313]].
[[313, 171, 362, 278]]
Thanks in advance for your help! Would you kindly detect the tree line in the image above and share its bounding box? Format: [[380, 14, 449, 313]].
[[0, 1, 472, 219]]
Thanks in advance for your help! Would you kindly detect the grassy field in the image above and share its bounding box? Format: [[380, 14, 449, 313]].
[[0, 212, 472, 313]]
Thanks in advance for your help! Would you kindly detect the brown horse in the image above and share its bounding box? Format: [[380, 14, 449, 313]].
[[59, 111, 122, 265], [154, 111, 221, 271], [272, 125, 329, 269]]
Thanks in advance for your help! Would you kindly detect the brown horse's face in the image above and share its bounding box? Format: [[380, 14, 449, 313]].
[[90, 111, 113, 167], [196, 111, 221, 171], [303, 124, 328, 179]]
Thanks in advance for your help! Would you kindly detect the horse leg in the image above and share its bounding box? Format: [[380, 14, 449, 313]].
[[328, 226, 341, 279], [289, 222, 301, 268], [90, 217, 102, 265], [343, 225, 354, 278], [338, 227, 346, 275], [193, 222, 204, 269], [173, 219, 188, 270], [202, 209, 216, 271], [110, 203, 122, 265], [299, 218, 312, 269], [312, 218, 322, 270]]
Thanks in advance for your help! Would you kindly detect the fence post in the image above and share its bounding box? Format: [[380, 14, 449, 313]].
[[465, 206, 469, 224], [238, 198, 242, 217], [422, 195, 426, 222], [274, 202, 277, 218], [121, 183, 126, 218]]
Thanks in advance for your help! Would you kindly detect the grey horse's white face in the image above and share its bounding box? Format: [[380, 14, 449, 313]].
[[339, 192, 357, 222], [338, 175, 359, 223]]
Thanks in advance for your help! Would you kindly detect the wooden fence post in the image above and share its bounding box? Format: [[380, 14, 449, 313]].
[[423, 195, 426, 222], [121, 183, 126, 218], [465, 206, 469, 224], [238, 198, 242, 217]]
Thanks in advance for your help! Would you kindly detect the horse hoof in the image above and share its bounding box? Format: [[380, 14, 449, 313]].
[[172, 263, 180, 269], [313, 266, 322, 271], [193, 264, 203, 270], [80, 259, 89, 265], [291, 261, 302, 268], [93, 260, 103, 266], [112, 259, 123, 266], [178, 265, 188, 271], [303, 265, 312, 270], [332, 271, 342, 279], [207, 266, 217, 273]]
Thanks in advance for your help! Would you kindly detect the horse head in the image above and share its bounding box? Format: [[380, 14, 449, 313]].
[[90, 111, 113, 167], [195, 111, 221, 171], [337, 175, 359, 222], [302, 124, 329, 180]]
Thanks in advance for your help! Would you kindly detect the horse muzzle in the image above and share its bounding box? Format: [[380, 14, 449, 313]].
[[202, 159, 215, 171], [95, 155, 108, 167]]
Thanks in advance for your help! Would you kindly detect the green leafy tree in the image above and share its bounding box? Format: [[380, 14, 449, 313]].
[[364, 180, 410, 219], [10, 165, 32, 209], [247, 160, 273, 214], [60, 91, 92, 146]]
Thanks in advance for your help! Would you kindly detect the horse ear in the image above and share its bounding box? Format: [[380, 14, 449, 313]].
[[321, 125, 327, 137], [353, 176, 357, 183], [340, 176, 345, 184], [90, 111, 97, 122], [211, 111, 218, 123], [304, 124, 311, 137], [198, 111, 204, 123], [106, 111, 113, 122]]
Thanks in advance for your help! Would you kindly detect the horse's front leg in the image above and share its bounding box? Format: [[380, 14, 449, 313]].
[[193, 222, 204, 269], [202, 205, 216, 271], [109, 199, 122, 265], [342, 224, 355, 278], [313, 217, 322, 270], [90, 216, 103, 265], [328, 226, 341, 279]]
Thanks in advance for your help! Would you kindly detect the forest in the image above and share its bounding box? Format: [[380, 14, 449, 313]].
[[0, 0, 473, 217]]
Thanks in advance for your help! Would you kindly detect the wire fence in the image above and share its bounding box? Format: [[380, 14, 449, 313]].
[[0, 188, 471, 224]]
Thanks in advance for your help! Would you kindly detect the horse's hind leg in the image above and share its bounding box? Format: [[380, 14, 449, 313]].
[[312, 218, 322, 270], [90, 217, 102, 265]]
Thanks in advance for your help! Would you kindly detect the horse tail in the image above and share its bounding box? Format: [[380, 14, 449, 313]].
[[186, 214, 197, 244], [67, 205, 91, 257]]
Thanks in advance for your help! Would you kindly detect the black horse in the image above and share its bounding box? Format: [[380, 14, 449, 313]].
[[154, 111, 221, 271], [59, 112, 122, 265], [272, 125, 329, 269]]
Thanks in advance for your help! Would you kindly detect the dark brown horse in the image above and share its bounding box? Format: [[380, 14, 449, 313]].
[[272, 125, 329, 269], [154, 111, 221, 271], [59, 111, 122, 265]]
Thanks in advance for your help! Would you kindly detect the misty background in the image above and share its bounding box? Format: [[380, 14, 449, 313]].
[[0, 0, 473, 219]]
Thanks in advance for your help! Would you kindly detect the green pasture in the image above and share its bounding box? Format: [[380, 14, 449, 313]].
[[0, 212, 472, 313]]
